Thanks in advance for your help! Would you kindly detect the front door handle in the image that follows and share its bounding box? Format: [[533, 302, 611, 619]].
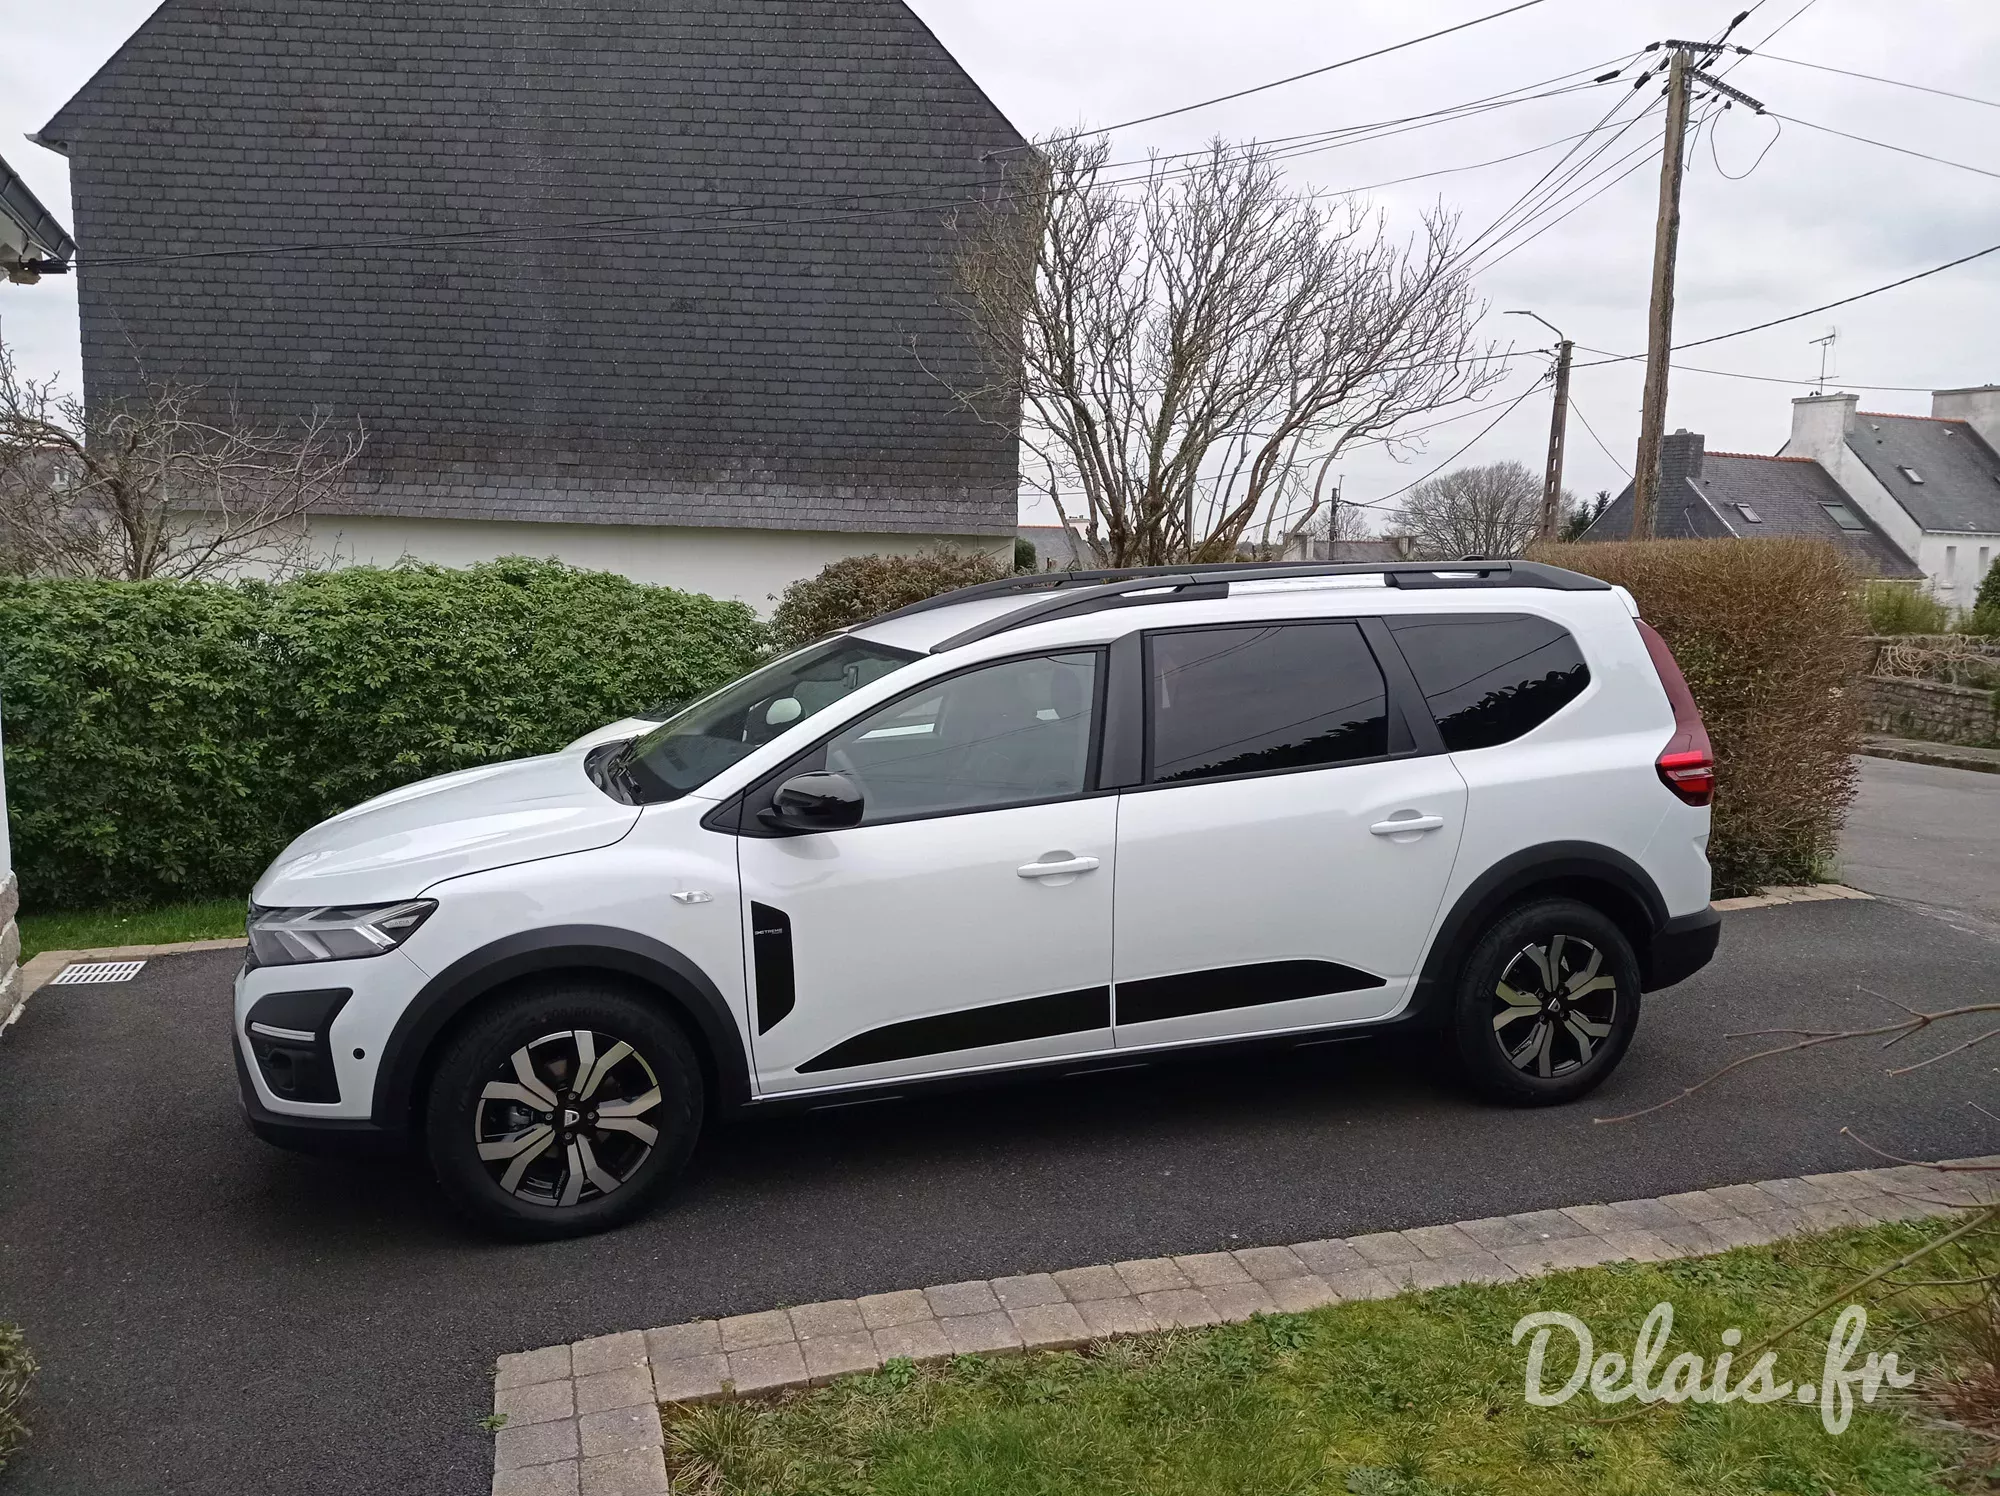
[[1370, 814, 1445, 836], [1017, 855, 1101, 878]]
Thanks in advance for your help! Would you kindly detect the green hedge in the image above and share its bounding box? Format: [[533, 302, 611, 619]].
[[0, 559, 765, 909], [1535, 538, 1865, 896]]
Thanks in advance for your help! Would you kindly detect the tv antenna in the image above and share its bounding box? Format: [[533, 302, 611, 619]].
[[1810, 328, 1838, 394]]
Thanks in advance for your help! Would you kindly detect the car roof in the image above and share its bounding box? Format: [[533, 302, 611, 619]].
[[848, 560, 1612, 656]]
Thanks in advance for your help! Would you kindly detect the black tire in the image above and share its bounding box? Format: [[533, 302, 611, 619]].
[[1448, 898, 1641, 1107], [424, 980, 704, 1240]]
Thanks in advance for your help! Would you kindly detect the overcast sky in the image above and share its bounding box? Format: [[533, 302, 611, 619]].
[[4, 0, 1997, 527]]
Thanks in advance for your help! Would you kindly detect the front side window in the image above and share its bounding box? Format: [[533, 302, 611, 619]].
[[623, 638, 917, 802], [1146, 623, 1388, 785], [823, 651, 1100, 823], [1387, 614, 1589, 752]]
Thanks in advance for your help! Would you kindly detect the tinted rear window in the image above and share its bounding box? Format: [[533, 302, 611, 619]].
[[1147, 622, 1388, 784], [1387, 614, 1590, 751]]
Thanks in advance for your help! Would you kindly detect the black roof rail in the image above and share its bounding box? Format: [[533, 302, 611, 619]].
[[917, 559, 1610, 654]]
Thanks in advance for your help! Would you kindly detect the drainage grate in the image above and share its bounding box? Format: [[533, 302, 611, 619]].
[[47, 961, 148, 986]]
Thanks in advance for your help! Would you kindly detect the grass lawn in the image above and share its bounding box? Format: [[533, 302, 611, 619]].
[[16, 897, 245, 961], [664, 1220, 1990, 1495]]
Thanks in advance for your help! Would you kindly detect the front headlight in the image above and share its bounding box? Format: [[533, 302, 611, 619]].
[[246, 900, 437, 968]]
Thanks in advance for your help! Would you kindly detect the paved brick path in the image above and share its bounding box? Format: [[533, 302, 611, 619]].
[[490, 1156, 2000, 1496]]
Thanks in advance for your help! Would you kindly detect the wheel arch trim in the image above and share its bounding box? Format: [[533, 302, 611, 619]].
[[372, 925, 751, 1132], [1410, 842, 1675, 1024]]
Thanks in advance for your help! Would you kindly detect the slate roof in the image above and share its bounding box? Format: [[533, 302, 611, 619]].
[[36, 0, 1026, 536], [1579, 434, 1920, 577], [0, 152, 74, 264], [1845, 412, 2000, 535]]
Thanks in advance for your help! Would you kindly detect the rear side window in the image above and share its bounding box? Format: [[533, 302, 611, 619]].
[[1146, 622, 1388, 784], [1387, 614, 1590, 751]]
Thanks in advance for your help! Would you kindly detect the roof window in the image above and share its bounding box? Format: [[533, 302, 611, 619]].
[[1822, 503, 1866, 531], [1734, 503, 1763, 523], [1898, 465, 1925, 483]]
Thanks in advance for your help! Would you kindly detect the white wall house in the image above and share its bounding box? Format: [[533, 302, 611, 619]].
[[1781, 388, 2000, 607]]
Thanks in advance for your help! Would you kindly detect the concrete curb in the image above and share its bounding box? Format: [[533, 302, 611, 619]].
[[1710, 883, 1872, 912], [1861, 737, 2000, 775], [16, 938, 247, 1000], [488, 1156, 2000, 1495]]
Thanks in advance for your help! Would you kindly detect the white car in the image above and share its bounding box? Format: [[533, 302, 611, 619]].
[[236, 559, 1719, 1238]]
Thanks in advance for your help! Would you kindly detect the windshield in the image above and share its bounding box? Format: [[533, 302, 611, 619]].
[[621, 637, 919, 802]]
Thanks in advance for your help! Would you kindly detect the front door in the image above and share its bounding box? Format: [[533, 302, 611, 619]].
[[1111, 619, 1466, 1049], [735, 649, 1117, 1094]]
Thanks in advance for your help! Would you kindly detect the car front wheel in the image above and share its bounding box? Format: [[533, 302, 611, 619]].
[[424, 980, 703, 1239], [1448, 898, 1641, 1106]]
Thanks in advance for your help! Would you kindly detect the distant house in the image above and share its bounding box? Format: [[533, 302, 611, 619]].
[[1017, 524, 1092, 571], [1579, 429, 1918, 578], [1580, 387, 2000, 599], [1276, 533, 1418, 564], [33, 0, 1026, 611], [1780, 389, 2000, 604]]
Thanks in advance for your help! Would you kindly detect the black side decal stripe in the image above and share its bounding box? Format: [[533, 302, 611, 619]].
[[750, 903, 796, 1035], [1115, 959, 1384, 1025], [797, 986, 1110, 1073]]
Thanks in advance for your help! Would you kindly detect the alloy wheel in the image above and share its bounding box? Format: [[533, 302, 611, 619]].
[[1490, 934, 1618, 1079], [473, 1029, 663, 1207]]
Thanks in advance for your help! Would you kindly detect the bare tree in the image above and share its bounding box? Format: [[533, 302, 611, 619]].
[[0, 338, 362, 581], [1396, 459, 1544, 559], [940, 133, 1502, 567]]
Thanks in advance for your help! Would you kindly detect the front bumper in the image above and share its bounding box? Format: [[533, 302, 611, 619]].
[[233, 1040, 405, 1156], [1644, 905, 1721, 991]]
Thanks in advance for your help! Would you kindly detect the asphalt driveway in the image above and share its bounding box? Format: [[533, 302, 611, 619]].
[[1844, 754, 2000, 919], [3, 894, 1998, 1495]]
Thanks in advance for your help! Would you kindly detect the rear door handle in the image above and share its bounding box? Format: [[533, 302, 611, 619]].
[[1017, 856, 1101, 878], [1370, 814, 1445, 836]]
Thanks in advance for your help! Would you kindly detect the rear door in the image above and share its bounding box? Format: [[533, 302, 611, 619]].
[[1110, 618, 1467, 1049]]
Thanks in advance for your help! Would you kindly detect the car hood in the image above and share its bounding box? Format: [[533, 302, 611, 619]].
[[253, 751, 641, 907]]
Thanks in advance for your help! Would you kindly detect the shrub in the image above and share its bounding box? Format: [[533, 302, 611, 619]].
[[1979, 556, 2000, 616], [769, 546, 1010, 651], [1861, 580, 1952, 635], [0, 1324, 32, 1475], [1534, 538, 1866, 896], [0, 559, 765, 908]]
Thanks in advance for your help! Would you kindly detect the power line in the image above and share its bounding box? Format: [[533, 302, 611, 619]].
[[1565, 394, 1631, 476], [1772, 111, 2000, 183], [1353, 375, 1550, 511], [1748, 51, 2000, 111], [1572, 344, 1939, 393], [1572, 237, 2000, 364], [1085, 0, 1555, 135]]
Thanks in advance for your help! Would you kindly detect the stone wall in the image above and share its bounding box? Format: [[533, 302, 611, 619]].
[[1864, 675, 2000, 746]]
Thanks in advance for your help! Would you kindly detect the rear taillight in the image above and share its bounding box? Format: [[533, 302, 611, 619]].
[[1656, 749, 1716, 805], [1635, 619, 1715, 807]]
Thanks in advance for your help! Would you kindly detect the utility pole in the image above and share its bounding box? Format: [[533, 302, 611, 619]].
[[1630, 46, 1692, 541], [1630, 42, 1765, 538], [1506, 309, 1572, 541], [1540, 340, 1573, 540]]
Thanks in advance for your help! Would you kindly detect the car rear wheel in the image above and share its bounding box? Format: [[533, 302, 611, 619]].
[[1449, 898, 1641, 1106], [424, 980, 703, 1239]]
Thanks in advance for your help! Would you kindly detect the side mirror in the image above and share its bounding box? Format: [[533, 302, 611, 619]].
[[757, 771, 865, 833]]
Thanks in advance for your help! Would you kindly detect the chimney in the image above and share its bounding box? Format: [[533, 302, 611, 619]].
[[1931, 385, 2000, 449], [1788, 391, 1858, 464], [1660, 428, 1705, 490]]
